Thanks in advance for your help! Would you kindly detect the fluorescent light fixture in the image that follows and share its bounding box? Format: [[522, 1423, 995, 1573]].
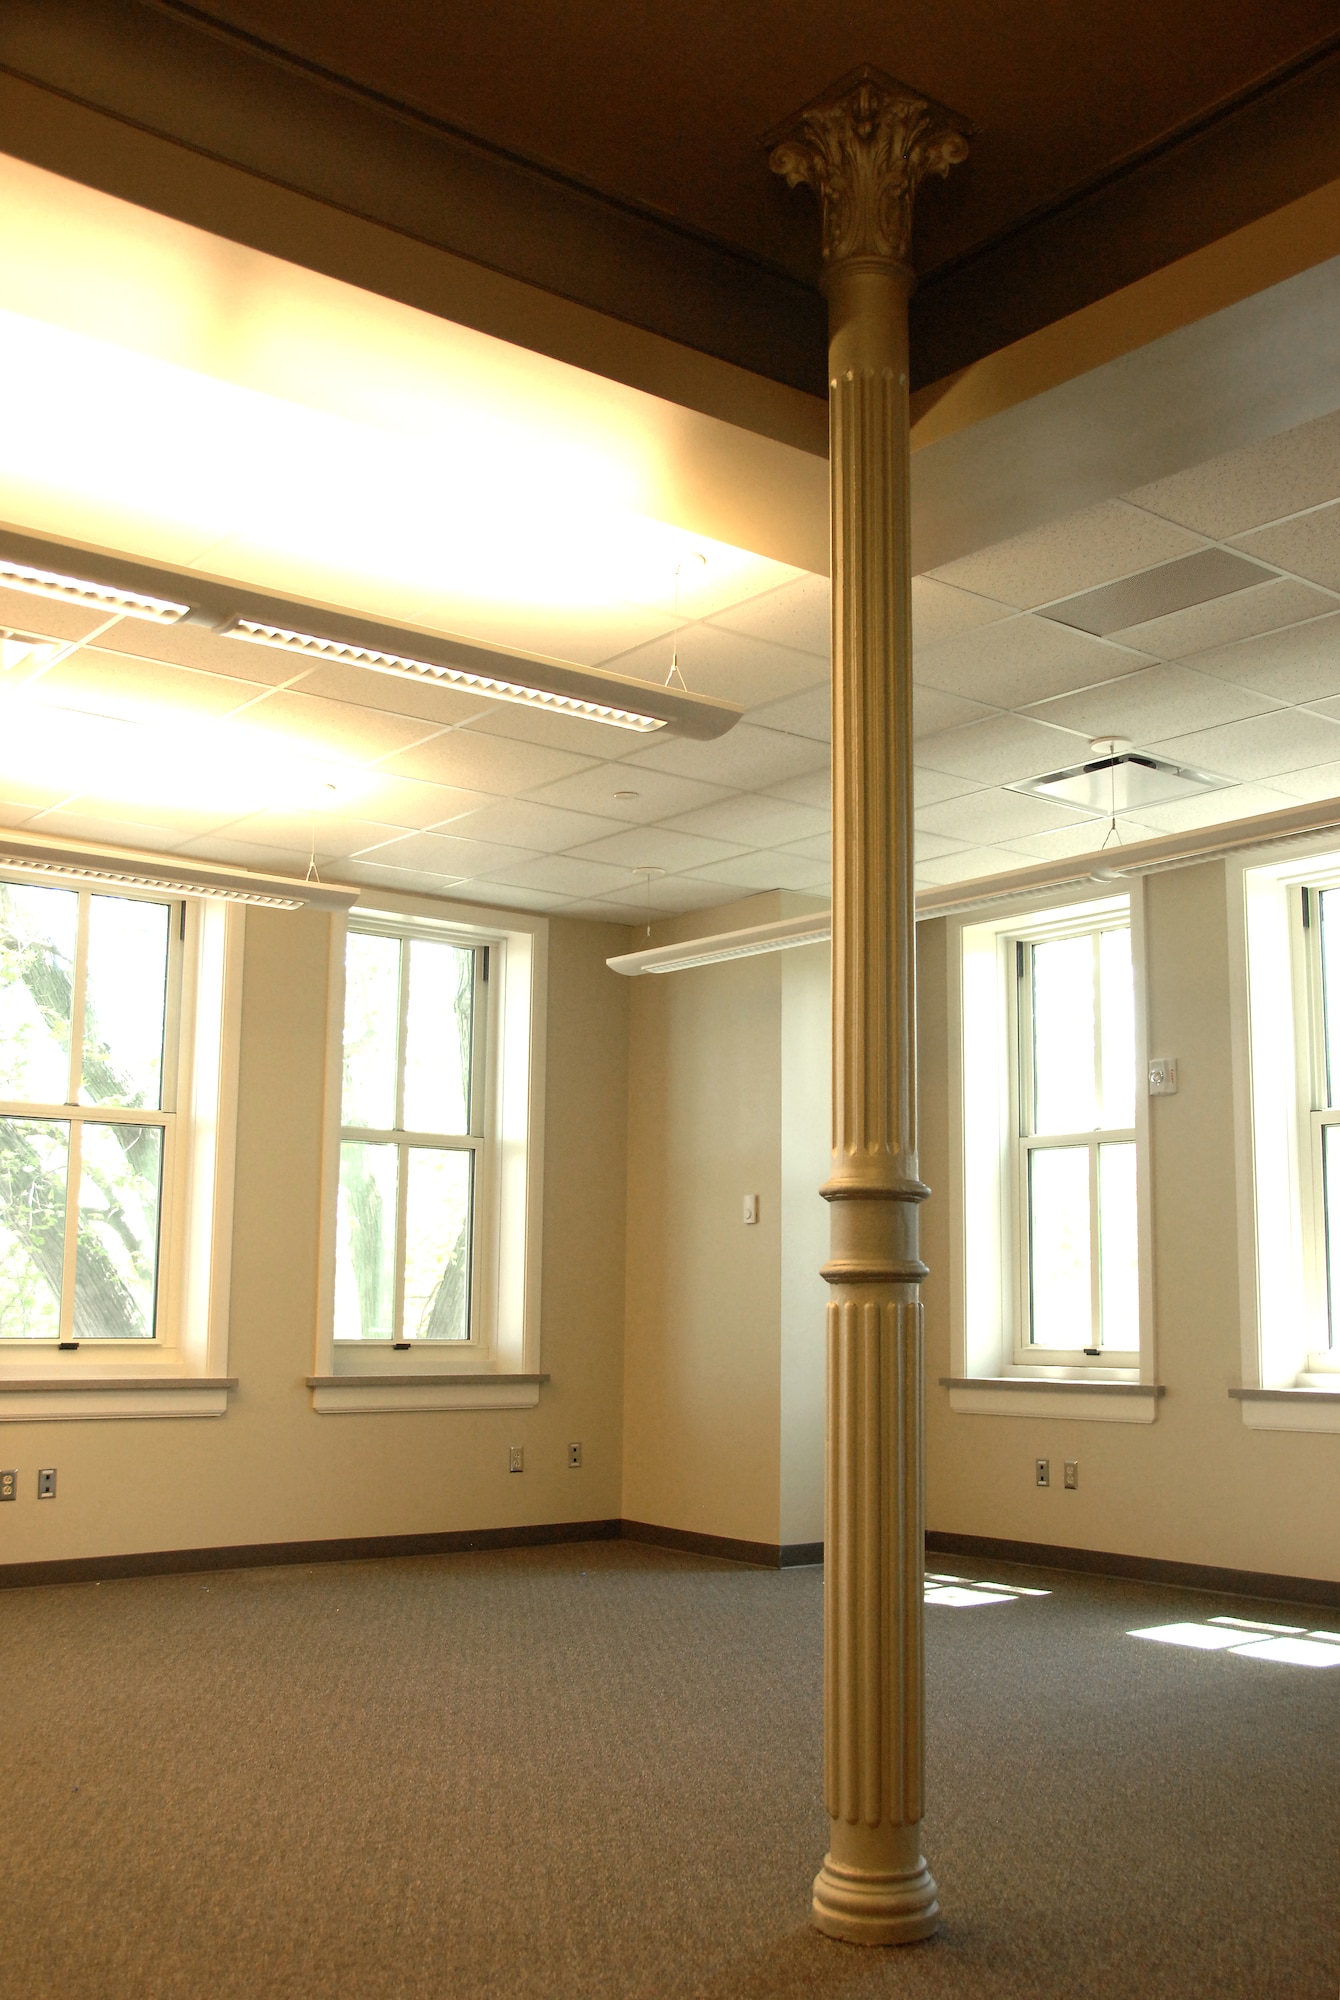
[[607, 911, 832, 976], [0, 558, 189, 625], [0, 839, 357, 911], [225, 619, 667, 733]]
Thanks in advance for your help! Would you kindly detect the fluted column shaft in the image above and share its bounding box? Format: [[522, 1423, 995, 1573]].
[[769, 67, 968, 1947]]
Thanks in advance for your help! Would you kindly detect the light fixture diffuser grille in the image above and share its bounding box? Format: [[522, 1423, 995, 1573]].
[[0, 560, 190, 625], [0, 856, 303, 907]]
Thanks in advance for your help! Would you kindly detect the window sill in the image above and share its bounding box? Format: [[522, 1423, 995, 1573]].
[[940, 1377, 1164, 1425], [307, 1373, 549, 1414], [1230, 1386, 1340, 1433], [0, 1377, 236, 1422]]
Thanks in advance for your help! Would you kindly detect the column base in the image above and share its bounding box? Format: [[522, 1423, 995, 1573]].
[[812, 1850, 939, 1946]]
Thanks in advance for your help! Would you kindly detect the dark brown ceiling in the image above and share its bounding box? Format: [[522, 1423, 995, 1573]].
[[180, 0, 1340, 279]]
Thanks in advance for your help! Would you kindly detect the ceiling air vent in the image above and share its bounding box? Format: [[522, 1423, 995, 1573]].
[[1013, 739, 1228, 814]]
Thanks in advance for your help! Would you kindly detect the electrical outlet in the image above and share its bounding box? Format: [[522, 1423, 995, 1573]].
[[508, 1445, 524, 1474], [1064, 1459, 1079, 1490], [568, 1442, 582, 1469], [0, 1470, 15, 1502], [37, 1468, 56, 1499], [1035, 1457, 1050, 1488]]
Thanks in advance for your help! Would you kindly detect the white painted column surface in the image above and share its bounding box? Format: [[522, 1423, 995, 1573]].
[[769, 69, 969, 1946]]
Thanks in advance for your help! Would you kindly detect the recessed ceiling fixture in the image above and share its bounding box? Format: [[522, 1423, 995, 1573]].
[[0, 529, 745, 742], [1013, 739, 1227, 814], [225, 619, 667, 734], [0, 557, 190, 625]]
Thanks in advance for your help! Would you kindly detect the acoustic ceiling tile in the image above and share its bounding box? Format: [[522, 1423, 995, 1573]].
[[601, 625, 824, 707], [748, 682, 830, 742], [217, 811, 413, 859], [1119, 782, 1300, 833], [777, 833, 831, 861], [1143, 708, 1340, 781], [353, 829, 543, 879], [567, 825, 749, 871], [680, 851, 832, 892], [761, 767, 831, 809], [1124, 409, 1340, 539], [624, 722, 829, 790], [1266, 760, 1340, 804], [1150, 613, 1340, 705], [0, 584, 111, 644], [916, 786, 1088, 844], [1233, 501, 1340, 592], [439, 798, 625, 853], [524, 763, 732, 822], [231, 688, 437, 763], [30, 650, 269, 724], [175, 830, 323, 873], [663, 794, 830, 847], [915, 713, 1094, 785], [334, 859, 471, 898], [480, 853, 646, 898], [1024, 663, 1277, 743], [916, 614, 1148, 708], [26, 806, 227, 853], [1105, 577, 1336, 661], [913, 686, 999, 737], [1001, 817, 1150, 861], [915, 830, 974, 860], [461, 701, 658, 758], [282, 659, 494, 728], [912, 576, 1014, 648], [926, 501, 1205, 609], [431, 880, 568, 912], [707, 571, 830, 657], [913, 767, 986, 806], [916, 845, 1044, 885], [345, 772, 494, 830], [379, 730, 599, 795]]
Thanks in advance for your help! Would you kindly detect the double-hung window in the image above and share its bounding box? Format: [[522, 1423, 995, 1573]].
[[0, 869, 242, 1416], [335, 920, 485, 1347], [1238, 852, 1340, 1418], [313, 897, 546, 1413], [0, 879, 177, 1343], [1014, 918, 1138, 1363], [951, 889, 1153, 1413]]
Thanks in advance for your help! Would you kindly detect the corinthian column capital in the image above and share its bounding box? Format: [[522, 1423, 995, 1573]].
[[767, 66, 969, 272]]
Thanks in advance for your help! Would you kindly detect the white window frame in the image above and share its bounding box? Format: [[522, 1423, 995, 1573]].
[[0, 878, 244, 1421], [946, 885, 1160, 1424], [1231, 841, 1340, 1432], [311, 891, 547, 1414]]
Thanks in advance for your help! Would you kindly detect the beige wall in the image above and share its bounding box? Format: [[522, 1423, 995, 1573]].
[[620, 894, 829, 1549], [920, 861, 1340, 1584], [0, 903, 630, 1566]]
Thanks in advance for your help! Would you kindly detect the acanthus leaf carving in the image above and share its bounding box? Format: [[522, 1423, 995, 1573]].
[[768, 67, 969, 271]]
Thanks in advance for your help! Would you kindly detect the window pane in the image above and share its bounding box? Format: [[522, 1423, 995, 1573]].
[[0, 882, 77, 1105], [1098, 1142, 1138, 1348], [80, 896, 171, 1109], [342, 933, 400, 1131], [1323, 1124, 1340, 1350], [1028, 1145, 1092, 1347], [404, 940, 473, 1135], [0, 1116, 68, 1338], [73, 1122, 162, 1339], [1319, 891, 1340, 1109], [335, 1140, 398, 1340], [1032, 935, 1096, 1134], [1099, 927, 1135, 1129], [403, 1147, 471, 1341]]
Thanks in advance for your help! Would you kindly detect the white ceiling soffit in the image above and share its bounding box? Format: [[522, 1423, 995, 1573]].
[[910, 251, 1340, 576]]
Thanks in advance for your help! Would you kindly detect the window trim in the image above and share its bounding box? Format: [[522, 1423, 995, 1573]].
[[0, 885, 245, 1420], [945, 883, 1158, 1424], [312, 890, 547, 1414], [1230, 839, 1340, 1432]]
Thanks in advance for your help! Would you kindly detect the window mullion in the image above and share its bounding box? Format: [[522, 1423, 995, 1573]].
[[1089, 1139, 1102, 1351], [67, 890, 90, 1108], [392, 1143, 409, 1342], [58, 1117, 82, 1341]]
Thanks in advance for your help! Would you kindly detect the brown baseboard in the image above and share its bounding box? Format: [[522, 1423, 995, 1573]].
[[0, 1518, 621, 1590], [927, 1529, 1340, 1611], [619, 1520, 822, 1568]]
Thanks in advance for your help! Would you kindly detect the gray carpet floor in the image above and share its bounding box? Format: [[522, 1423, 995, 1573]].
[[0, 1538, 1336, 1998]]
